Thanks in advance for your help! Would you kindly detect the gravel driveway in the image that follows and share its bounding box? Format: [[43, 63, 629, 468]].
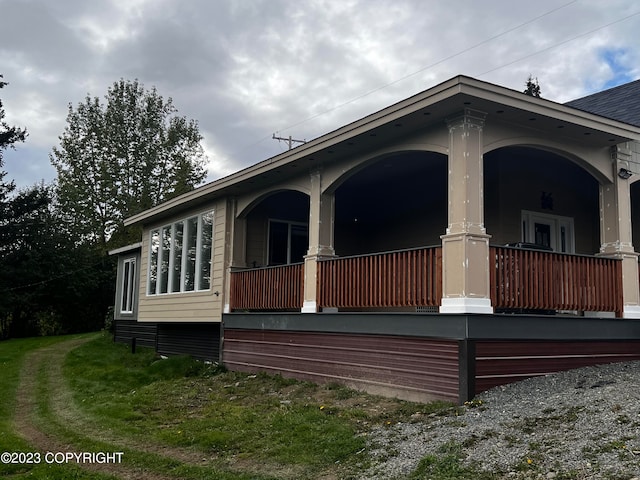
[[361, 361, 640, 479]]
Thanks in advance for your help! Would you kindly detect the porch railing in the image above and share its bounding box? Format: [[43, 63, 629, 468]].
[[317, 246, 442, 309], [230, 263, 304, 311], [490, 246, 623, 315]]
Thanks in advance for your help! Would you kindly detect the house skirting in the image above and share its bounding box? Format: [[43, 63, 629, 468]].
[[113, 320, 221, 362], [113, 319, 157, 348], [222, 313, 640, 404]]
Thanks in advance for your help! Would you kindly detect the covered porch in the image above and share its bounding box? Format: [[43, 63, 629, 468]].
[[227, 137, 638, 318]]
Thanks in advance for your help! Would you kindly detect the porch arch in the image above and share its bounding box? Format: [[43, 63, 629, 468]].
[[239, 189, 310, 269], [485, 138, 611, 185], [236, 185, 310, 219], [331, 150, 448, 256], [322, 143, 448, 195]]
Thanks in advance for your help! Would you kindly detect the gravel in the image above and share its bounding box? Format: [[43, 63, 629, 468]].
[[360, 361, 640, 479]]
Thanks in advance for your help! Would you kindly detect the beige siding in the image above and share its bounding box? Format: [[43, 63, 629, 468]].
[[246, 217, 267, 267], [138, 198, 229, 323]]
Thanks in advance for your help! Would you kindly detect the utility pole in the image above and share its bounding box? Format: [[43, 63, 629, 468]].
[[272, 133, 306, 150]]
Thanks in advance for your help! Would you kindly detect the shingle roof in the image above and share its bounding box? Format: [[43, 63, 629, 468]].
[[565, 79, 640, 127]]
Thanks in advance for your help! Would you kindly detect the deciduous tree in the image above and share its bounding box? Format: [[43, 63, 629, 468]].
[[51, 79, 207, 248]]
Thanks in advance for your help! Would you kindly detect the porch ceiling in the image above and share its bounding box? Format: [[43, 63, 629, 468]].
[[125, 75, 640, 227]]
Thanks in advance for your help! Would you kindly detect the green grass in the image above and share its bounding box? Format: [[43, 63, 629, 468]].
[[0, 333, 114, 480], [4, 331, 494, 479], [63, 336, 370, 477]]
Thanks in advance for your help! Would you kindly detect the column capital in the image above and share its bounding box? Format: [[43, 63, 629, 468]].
[[446, 108, 487, 131], [309, 166, 323, 178], [611, 143, 634, 180], [610, 143, 632, 162]]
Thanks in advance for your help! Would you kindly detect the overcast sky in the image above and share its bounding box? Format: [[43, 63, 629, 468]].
[[1, 0, 639, 190]]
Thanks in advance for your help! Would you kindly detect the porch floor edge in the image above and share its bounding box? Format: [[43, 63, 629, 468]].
[[222, 312, 640, 341]]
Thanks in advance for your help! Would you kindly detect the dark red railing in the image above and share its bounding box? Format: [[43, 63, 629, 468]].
[[490, 246, 623, 315], [230, 263, 304, 311], [230, 246, 623, 315], [317, 246, 442, 309]]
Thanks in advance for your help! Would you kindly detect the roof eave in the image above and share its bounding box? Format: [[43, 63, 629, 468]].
[[124, 75, 640, 227], [108, 242, 142, 256]]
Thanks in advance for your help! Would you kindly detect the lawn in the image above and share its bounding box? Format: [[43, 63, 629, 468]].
[[1, 332, 473, 479], [0, 333, 116, 479]]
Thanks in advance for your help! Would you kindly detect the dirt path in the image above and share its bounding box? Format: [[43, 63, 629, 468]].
[[12, 335, 210, 480]]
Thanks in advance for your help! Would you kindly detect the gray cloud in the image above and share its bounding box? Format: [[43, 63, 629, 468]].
[[1, 0, 639, 189]]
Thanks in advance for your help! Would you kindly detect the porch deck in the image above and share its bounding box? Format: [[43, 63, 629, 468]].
[[229, 245, 624, 316]]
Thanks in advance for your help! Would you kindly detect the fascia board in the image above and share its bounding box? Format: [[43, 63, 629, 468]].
[[125, 75, 640, 227], [107, 242, 142, 256], [125, 77, 466, 227], [459, 79, 640, 139]]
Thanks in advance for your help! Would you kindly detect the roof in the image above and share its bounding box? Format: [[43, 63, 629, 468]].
[[125, 75, 640, 228], [108, 242, 142, 256], [565, 79, 640, 127]]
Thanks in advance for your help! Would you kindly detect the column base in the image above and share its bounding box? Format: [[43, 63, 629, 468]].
[[301, 301, 318, 313], [623, 305, 640, 319], [439, 297, 494, 314]]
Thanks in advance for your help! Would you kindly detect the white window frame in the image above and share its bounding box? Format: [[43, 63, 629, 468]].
[[267, 218, 308, 265], [120, 257, 136, 314], [147, 210, 214, 296], [521, 210, 575, 253]]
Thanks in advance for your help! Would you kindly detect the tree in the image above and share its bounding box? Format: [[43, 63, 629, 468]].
[[51, 79, 207, 248], [0, 183, 114, 339], [1, 76, 113, 339], [1, 75, 28, 337], [0, 74, 28, 213], [524, 75, 542, 98]]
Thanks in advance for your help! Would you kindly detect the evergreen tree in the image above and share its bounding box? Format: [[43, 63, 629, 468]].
[[0, 74, 27, 214], [524, 75, 542, 98]]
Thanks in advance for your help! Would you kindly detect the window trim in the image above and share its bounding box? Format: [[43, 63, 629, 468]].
[[267, 218, 309, 266], [120, 256, 136, 314], [521, 210, 575, 253], [147, 210, 214, 296]]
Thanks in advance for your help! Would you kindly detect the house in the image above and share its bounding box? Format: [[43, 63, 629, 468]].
[[110, 75, 640, 404]]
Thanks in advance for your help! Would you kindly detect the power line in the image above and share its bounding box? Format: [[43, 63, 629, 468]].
[[232, 1, 581, 158], [235, 3, 639, 160], [2, 260, 108, 293], [478, 9, 640, 77], [271, 0, 580, 135], [272, 133, 306, 150]]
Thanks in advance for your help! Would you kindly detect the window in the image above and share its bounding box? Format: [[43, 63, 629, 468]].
[[120, 257, 136, 314], [268, 219, 308, 265], [148, 210, 214, 295], [521, 210, 574, 253]]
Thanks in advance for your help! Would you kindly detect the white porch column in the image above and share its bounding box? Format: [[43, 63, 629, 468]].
[[599, 144, 640, 318], [223, 198, 247, 313], [302, 169, 335, 313], [440, 109, 493, 314]]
